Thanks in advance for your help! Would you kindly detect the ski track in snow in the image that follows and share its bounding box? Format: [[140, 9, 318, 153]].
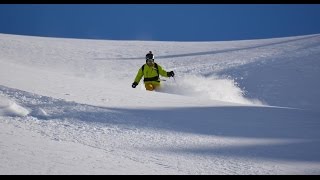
[[1, 33, 320, 174], [1, 84, 320, 174]]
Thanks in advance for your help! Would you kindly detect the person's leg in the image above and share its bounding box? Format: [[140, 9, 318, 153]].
[[152, 83, 160, 91], [145, 83, 155, 91], [145, 82, 161, 91]]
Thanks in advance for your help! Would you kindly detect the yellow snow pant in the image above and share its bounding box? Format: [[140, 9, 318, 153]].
[[144, 82, 160, 91]]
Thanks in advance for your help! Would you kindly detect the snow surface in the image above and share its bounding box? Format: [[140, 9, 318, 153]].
[[0, 33, 320, 174]]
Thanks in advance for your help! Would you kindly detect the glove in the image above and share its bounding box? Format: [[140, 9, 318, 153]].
[[167, 71, 175, 77], [132, 82, 138, 88]]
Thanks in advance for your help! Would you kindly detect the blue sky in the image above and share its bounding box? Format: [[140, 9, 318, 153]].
[[0, 4, 320, 41]]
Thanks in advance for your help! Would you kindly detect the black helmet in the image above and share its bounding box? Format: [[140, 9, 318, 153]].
[[146, 51, 154, 60]]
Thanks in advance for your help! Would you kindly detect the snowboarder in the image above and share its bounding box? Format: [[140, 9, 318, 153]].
[[132, 51, 175, 91]]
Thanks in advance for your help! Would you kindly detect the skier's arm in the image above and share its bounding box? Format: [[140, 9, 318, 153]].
[[158, 65, 169, 77], [134, 67, 144, 84]]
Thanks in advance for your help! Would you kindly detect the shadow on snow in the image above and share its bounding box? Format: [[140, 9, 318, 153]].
[[1, 85, 320, 162], [93, 34, 320, 61]]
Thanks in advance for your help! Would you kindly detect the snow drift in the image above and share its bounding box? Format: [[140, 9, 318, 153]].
[[0, 95, 29, 117]]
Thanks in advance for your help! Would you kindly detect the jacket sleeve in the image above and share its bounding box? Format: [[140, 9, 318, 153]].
[[157, 64, 169, 77], [134, 67, 144, 84]]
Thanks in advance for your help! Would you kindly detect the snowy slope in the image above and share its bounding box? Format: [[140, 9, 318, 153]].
[[0, 33, 320, 174]]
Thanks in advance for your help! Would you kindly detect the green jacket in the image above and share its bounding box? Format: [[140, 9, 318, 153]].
[[134, 63, 169, 85]]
